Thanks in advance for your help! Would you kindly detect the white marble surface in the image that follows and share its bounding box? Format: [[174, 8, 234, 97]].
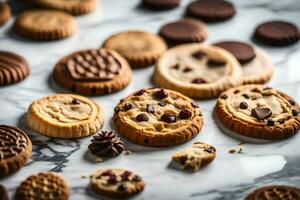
[[0, 0, 300, 199]]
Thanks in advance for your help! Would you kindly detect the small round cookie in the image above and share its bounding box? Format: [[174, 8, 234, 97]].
[[0, 125, 32, 178], [90, 168, 145, 198], [142, 0, 180, 10], [153, 44, 243, 99], [254, 21, 299, 46], [213, 41, 274, 84], [0, 51, 30, 87], [13, 10, 77, 41], [0, 3, 11, 26], [246, 185, 300, 200], [159, 18, 207, 46], [186, 0, 236, 23], [15, 172, 69, 200], [102, 31, 167, 68], [172, 142, 216, 171], [215, 85, 300, 139], [113, 88, 203, 147], [27, 94, 104, 138], [53, 48, 132, 95]]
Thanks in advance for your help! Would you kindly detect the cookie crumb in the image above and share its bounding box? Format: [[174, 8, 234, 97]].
[[95, 157, 104, 163]]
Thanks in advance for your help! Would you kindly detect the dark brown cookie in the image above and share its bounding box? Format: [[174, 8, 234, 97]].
[[254, 21, 299, 46], [0, 3, 11, 26], [159, 18, 207, 46], [0, 51, 30, 87], [186, 0, 236, 22], [213, 41, 256, 64], [142, 0, 180, 10], [0, 185, 8, 200], [246, 185, 300, 200]]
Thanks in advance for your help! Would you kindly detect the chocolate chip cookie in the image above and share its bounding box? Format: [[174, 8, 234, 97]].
[[246, 185, 300, 200], [113, 88, 203, 147], [0, 3, 11, 26], [215, 85, 300, 139]]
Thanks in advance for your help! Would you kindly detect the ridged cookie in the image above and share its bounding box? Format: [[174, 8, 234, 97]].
[[0, 3, 11, 26], [246, 185, 300, 200], [113, 88, 203, 147], [215, 85, 300, 139], [27, 94, 104, 138]]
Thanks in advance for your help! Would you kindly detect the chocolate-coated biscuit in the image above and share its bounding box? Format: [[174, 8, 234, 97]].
[[142, 0, 180, 10], [0, 3, 11, 26], [246, 185, 300, 200]]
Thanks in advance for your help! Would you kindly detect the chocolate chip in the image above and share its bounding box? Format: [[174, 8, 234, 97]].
[[146, 104, 155, 113], [72, 99, 80, 105], [134, 89, 146, 96], [108, 175, 117, 184], [267, 119, 275, 126], [292, 109, 299, 116], [158, 101, 166, 107], [183, 67, 193, 73], [207, 58, 226, 66], [289, 99, 296, 106], [234, 90, 240, 94], [154, 89, 168, 99], [179, 109, 192, 119], [278, 118, 285, 124], [204, 146, 216, 154], [121, 171, 132, 181], [161, 113, 176, 123], [101, 170, 114, 177], [239, 102, 248, 109], [251, 107, 272, 120], [171, 64, 180, 69], [192, 78, 207, 84], [132, 175, 142, 182], [242, 94, 250, 99], [136, 113, 149, 122], [251, 88, 261, 93], [191, 102, 199, 108], [192, 51, 206, 59], [124, 103, 134, 111], [118, 183, 127, 191], [221, 94, 228, 99], [179, 155, 188, 165], [114, 107, 121, 113]]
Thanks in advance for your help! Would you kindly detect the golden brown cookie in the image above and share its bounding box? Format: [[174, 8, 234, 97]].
[[15, 172, 69, 200], [13, 10, 77, 41], [215, 85, 300, 139], [172, 142, 216, 171], [0, 3, 11, 26], [113, 88, 203, 147], [102, 30, 167, 68], [0, 51, 30, 87], [53, 48, 132, 95], [0, 125, 32, 178], [153, 44, 243, 99], [90, 168, 145, 198], [246, 185, 300, 200], [27, 94, 104, 138]]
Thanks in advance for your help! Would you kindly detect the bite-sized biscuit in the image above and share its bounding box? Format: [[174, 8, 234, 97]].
[[13, 10, 77, 41], [246, 185, 300, 200], [215, 85, 300, 139], [213, 41, 274, 84], [142, 0, 180, 10], [0, 125, 32, 178], [113, 88, 203, 147], [153, 44, 243, 99], [0, 51, 30, 87], [102, 31, 167, 68], [90, 168, 145, 198], [53, 48, 132, 95], [0, 3, 11, 26], [172, 142, 216, 171], [27, 94, 104, 138], [15, 172, 69, 200]]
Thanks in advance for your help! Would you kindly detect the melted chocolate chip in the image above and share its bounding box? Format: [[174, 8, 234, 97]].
[[161, 113, 176, 123], [101, 170, 114, 177], [132, 175, 142, 182], [267, 119, 275, 126], [179, 155, 188, 165], [251, 88, 261, 93], [289, 99, 296, 106], [158, 101, 166, 107], [204, 146, 216, 154], [171, 64, 180, 69], [234, 90, 240, 94], [292, 109, 299, 116], [183, 67, 193, 73], [136, 113, 149, 122], [221, 94, 228, 99], [191, 102, 199, 108], [108, 175, 117, 184], [251, 107, 272, 120], [242, 94, 250, 99], [124, 103, 134, 111], [207, 58, 226, 66], [114, 107, 121, 113], [278, 118, 285, 124], [192, 78, 207, 84], [121, 171, 132, 181], [72, 99, 80, 105], [239, 102, 248, 109], [179, 109, 192, 119], [192, 51, 206, 59], [146, 104, 155, 113], [134, 89, 146, 96], [154, 89, 168, 99], [118, 183, 127, 191]]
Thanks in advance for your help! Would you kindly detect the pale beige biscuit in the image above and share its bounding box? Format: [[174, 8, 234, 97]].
[[0, 3, 11, 26], [153, 44, 243, 99], [113, 88, 203, 147], [13, 10, 77, 41], [90, 168, 145, 198], [102, 30, 167, 68], [172, 142, 216, 171], [27, 94, 104, 138], [215, 85, 300, 139]]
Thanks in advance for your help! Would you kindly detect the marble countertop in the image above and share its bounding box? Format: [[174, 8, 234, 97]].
[[0, 0, 300, 199]]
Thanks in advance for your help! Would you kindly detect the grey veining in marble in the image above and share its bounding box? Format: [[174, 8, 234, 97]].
[[0, 0, 300, 199]]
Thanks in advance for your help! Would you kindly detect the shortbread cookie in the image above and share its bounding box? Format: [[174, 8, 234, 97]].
[[102, 31, 167, 68], [215, 85, 300, 139], [27, 94, 104, 138], [159, 18, 207, 46], [16, 172, 69, 200], [246, 185, 300, 200], [0, 125, 32, 177], [90, 168, 145, 198], [142, 0, 180, 10], [0, 3, 11, 26], [54, 48, 132, 95], [0, 51, 30, 87], [13, 10, 77, 41], [113, 88, 203, 147], [172, 142, 216, 171], [22, 0, 98, 16], [153, 44, 243, 99], [213, 41, 274, 84]]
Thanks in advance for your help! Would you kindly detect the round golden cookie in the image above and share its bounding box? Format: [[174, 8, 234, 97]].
[[113, 88, 203, 147], [0, 3, 11, 26], [13, 10, 77, 41], [90, 168, 145, 198], [16, 172, 69, 200], [153, 44, 243, 99], [215, 85, 300, 139], [246, 185, 300, 200], [53, 48, 132, 96], [102, 30, 167, 68], [27, 94, 104, 138]]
